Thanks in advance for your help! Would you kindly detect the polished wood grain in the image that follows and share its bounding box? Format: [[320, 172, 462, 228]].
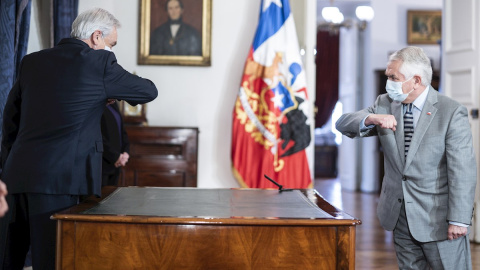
[[69, 224, 338, 269], [53, 188, 360, 270], [315, 178, 480, 270], [122, 126, 199, 187]]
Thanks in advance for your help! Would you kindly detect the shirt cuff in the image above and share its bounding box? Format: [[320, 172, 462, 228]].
[[449, 221, 469, 227], [360, 114, 375, 132]]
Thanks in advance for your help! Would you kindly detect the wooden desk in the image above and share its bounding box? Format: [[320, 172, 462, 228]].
[[53, 187, 360, 270]]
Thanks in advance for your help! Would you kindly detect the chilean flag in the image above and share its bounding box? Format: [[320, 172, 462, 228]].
[[231, 0, 312, 189]]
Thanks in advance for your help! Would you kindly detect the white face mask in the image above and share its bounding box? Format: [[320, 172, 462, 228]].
[[385, 77, 414, 102], [102, 36, 112, 52]]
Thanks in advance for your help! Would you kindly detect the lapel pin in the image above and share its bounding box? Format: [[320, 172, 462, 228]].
[[427, 112, 432, 115]]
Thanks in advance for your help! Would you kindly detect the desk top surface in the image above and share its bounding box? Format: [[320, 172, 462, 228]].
[[83, 187, 331, 219], [53, 187, 360, 226]]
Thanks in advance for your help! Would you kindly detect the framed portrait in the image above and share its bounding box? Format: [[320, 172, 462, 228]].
[[407, 10, 442, 45], [138, 0, 212, 66], [119, 101, 147, 125]]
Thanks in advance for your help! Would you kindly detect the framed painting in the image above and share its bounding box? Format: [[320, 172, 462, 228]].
[[138, 0, 212, 66], [119, 101, 147, 125], [407, 10, 442, 45]]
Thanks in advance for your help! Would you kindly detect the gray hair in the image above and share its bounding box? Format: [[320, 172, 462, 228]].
[[388, 46, 432, 86], [71, 8, 120, 40]]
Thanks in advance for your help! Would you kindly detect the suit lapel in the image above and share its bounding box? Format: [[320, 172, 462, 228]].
[[404, 89, 438, 170], [392, 101, 405, 167]]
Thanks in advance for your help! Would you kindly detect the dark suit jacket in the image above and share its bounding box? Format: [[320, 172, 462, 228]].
[[101, 102, 129, 176], [1, 38, 157, 196]]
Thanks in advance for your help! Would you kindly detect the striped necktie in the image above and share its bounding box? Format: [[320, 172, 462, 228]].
[[404, 103, 414, 159]]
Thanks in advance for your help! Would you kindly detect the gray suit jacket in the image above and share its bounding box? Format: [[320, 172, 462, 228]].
[[336, 88, 477, 242]]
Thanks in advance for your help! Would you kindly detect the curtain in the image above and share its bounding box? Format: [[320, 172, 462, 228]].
[[314, 30, 339, 128], [53, 0, 78, 46], [0, 0, 32, 139], [0, 0, 77, 151]]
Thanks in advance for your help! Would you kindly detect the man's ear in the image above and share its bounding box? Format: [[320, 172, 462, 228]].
[[414, 75, 422, 85], [91, 30, 102, 46]]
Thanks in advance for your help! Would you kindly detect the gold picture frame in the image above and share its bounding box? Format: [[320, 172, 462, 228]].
[[138, 0, 212, 66], [407, 10, 442, 45], [119, 101, 147, 125]]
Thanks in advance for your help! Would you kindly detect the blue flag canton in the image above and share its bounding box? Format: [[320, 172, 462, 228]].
[[270, 83, 294, 112], [253, 0, 291, 51]]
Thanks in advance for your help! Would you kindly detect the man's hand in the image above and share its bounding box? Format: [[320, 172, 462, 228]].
[[0, 180, 8, 217], [365, 114, 397, 131], [114, 152, 130, 167], [106, 99, 116, 105], [448, 224, 468, 240]]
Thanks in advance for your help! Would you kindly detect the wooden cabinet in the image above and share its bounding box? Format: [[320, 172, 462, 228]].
[[314, 145, 338, 178], [120, 126, 199, 187]]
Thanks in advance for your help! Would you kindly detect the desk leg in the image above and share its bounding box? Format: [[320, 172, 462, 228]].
[[56, 221, 75, 270], [337, 225, 356, 270]]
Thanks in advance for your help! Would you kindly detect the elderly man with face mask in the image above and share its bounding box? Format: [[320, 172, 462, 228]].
[[336, 46, 476, 269], [0, 8, 157, 269]]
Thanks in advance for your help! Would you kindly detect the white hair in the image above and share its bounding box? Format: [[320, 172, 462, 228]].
[[71, 8, 120, 40], [388, 46, 432, 86]]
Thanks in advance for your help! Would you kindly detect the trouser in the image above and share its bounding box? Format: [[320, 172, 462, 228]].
[[102, 168, 120, 187], [0, 193, 78, 270], [393, 201, 472, 270]]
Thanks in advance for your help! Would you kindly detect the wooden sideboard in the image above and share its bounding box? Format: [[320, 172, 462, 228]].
[[120, 126, 199, 187]]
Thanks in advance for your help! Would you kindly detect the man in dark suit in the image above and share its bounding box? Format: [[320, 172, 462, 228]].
[[150, 0, 202, 56], [101, 101, 130, 186], [0, 8, 158, 269]]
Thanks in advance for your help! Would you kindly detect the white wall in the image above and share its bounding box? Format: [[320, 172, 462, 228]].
[[85, 0, 259, 188], [27, 0, 316, 188], [316, 0, 442, 192], [27, 0, 443, 190], [291, 0, 318, 180], [370, 0, 442, 71], [337, 27, 360, 191]]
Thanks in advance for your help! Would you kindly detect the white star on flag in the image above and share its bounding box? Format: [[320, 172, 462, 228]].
[[263, 0, 283, 12], [271, 91, 284, 108]]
